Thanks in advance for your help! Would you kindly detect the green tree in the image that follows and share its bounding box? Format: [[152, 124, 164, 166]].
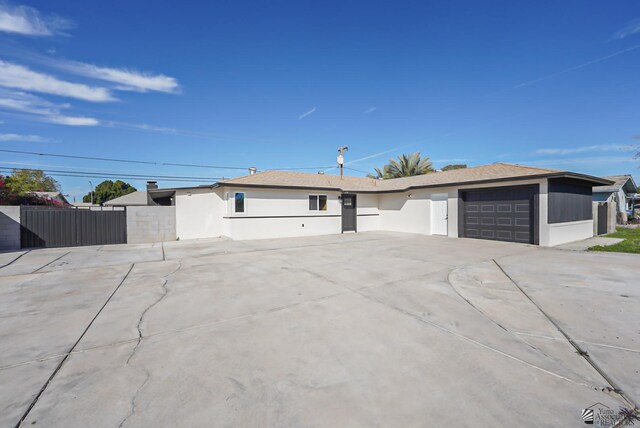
[[368, 152, 435, 179], [442, 164, 467, 171], [83, 180, 137, 205], [4, 169, 60, 194]]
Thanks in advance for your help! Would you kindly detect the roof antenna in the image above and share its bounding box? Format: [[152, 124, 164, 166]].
[[337, 146, 348, 179]]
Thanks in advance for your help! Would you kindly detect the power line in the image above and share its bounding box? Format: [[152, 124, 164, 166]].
[[267, 166, 334, 171], [0, 170, 215, 183], [344, 166, 372, 175], [0, 166, 221, 182], [162, 162, 247, 170], [0, 148, 249, 170], [0, 149, 157, 165]]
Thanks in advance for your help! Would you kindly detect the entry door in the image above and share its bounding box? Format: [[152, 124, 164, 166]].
[[431, 194, 448, 235], [341, 194, 357, 232]]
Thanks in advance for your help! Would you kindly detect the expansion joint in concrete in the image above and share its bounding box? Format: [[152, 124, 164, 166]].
[[492, 258, 638, 411], [14, 263, 136, 428]]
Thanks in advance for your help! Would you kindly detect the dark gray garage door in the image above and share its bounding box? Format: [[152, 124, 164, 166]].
[[459, 186, 538, 244]]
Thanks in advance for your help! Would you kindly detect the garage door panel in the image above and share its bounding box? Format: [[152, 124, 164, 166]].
[[461, 186, 536, 244], [496, 217, 512, 226]]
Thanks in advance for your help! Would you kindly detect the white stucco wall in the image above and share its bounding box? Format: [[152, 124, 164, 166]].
[[218, 187, 380, 240], [356, 193, 380, 232], [172, 179, 595, 246], [175, 188, 224, 240], [220, 187, 342, 240], [378, 178, 594, 247]]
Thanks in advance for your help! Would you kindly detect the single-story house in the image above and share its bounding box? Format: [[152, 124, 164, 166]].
[[29, 191, 70, 206], [154, 162, 612, 247], [104, 181, 177, 207], [593, 175, 638, 222]]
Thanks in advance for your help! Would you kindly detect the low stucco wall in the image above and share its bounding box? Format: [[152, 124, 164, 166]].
[[0, 206, 20, 251], [546, 220, 594, 247], [126, 206, 176, 244]]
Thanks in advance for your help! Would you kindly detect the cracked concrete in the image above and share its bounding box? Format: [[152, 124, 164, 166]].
[[0, 232, 637, 427]]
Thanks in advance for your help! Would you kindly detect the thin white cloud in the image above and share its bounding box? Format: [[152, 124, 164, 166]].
[[0, 89, 100, 126], [514, 44, 640, 89], [298, 107, 316, 119], [0, 133, 47, 142], [612, 18, 640, 40], [47, 115, 98, 126], [515, 156, 637, 169], [52, 60, 180, 93], [433, 158, 471, 163], [103, 120, 177, 134], [535, 144, 637, 155], [345, 144, 414, 166], [363, 107, 376, 114], [0, 60, 114, 102], [0, 1, 72, 36]]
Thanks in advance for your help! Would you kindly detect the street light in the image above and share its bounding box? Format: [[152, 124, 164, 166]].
[[89, 181, 94, 205]]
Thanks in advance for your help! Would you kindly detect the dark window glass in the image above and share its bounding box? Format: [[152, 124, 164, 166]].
[[235, 192, 245, 213], [309, 195, 318, 211], [319, 195, 327, 211]]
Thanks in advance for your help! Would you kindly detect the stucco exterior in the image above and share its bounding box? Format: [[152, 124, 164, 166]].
[[175, 188, 225, 240], [168, 177, 594, 246]]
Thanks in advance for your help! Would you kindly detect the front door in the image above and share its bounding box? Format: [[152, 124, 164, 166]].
[[431, 194, 448, 235], [341, 194, 357, 232]]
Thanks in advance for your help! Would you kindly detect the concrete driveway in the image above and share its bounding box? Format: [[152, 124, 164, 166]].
[[0, 232, 637, 427]]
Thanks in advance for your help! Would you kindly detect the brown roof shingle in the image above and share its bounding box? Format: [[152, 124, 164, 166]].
[[218, 162, 610, 192]]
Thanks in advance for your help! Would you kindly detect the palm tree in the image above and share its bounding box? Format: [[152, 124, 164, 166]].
[[368, 152, 434, 179]]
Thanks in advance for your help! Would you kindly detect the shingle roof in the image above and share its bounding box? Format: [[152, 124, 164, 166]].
[[218, 162, 610, 193], [103, 191, 148, 206], [593, 175, 637, 194]]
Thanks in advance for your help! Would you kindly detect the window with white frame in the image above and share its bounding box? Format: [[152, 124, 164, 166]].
[[309, 195, 327, 211], [234, 192, 245, 213]]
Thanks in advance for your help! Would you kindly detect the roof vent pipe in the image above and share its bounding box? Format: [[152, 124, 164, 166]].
[[249, 167, 257, 175]]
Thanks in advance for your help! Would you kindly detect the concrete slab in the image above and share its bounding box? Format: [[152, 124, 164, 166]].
[[555, 236, 624, 251], [0, 232, 636, 427], [498, 249, 640, 406]]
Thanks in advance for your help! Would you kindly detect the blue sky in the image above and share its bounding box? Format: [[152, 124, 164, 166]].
[[0, 0, 639, 201]]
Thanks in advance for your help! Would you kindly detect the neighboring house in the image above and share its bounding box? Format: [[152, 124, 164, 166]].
[[153, 162, 611, 247], [29, 191, 70, 206], [103, 191, 149, 207], [104, 181, 178, 207], [593, 175, 638, 221]]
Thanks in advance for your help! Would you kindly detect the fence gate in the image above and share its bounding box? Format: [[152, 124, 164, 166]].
[[20, 206, 127, 248]]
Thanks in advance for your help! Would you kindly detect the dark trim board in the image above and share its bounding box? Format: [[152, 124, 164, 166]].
[[357, 213, 379, 217], [458, 184, 539, 245], [224, 214, 341, 219]]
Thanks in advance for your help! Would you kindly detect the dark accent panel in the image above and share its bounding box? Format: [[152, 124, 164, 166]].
[[341, 194, 357, 232], [458, 185, 539, 245], [597, 203, 608, 235], [20, 206, 127, 249], [224, 214, 341, 219], [548, 178, 592, 224]]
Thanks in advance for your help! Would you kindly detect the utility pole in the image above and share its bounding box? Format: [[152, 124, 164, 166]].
[[337, 146, 348, 179]]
